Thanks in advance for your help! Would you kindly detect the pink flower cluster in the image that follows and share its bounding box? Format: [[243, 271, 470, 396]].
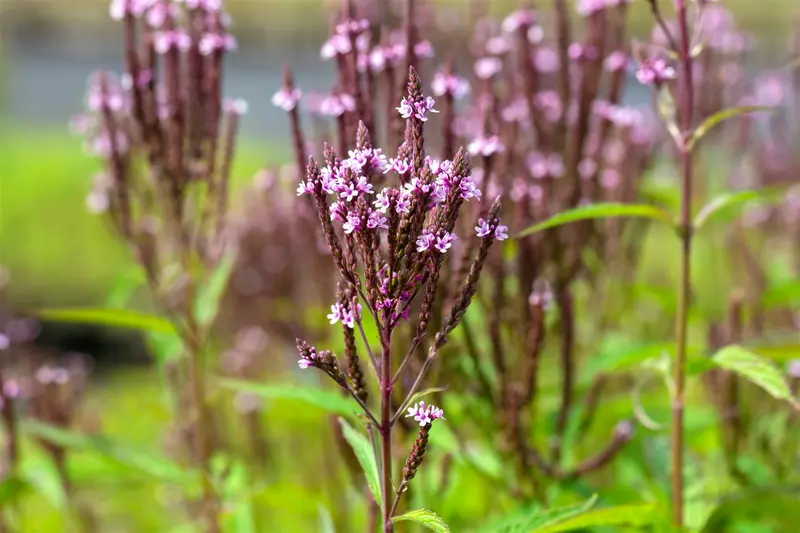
[[431, 71, 470, 99], [635, 58, 677, 86], [397, 96, 439, 122], [474, 218, 509, 241], [327, 302, 363, 329], [406, 401, 446, 427]]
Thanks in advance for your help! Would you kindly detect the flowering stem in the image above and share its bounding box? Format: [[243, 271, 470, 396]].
[[391, 347, 437, 426], [672, 0, 695, 527]]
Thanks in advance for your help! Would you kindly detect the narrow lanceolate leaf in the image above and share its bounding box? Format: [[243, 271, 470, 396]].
[[711, 345, 799, 409], [338, 418, 382, 510], [393, 509, 451, 533], [32, 307, 174, 334], [687, 106, 772, 151], [516, 203, 672, 237], [693, 188, 783, 230], [217, 379, 358, 418], [533, 503, 658, 532], [22, 420, 194, 483], [194, 249, 237, 327], [474, 495, 598, 533]]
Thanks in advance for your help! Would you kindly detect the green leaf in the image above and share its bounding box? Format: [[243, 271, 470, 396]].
[[534, 503, 659, 532], [711, 345, 799, 408], [393, 509, 451, 532], [527, 496, 599, 533], [106, 268, 145, 308], [338, 417, 382, 510], [474, 495, 598, 533], [657, 86, 683, 147], [761, 279, 800, 310], [21, 420, 194, 484], [31, 307, 174, 334], [318, 506, 336, 533], [516, 203, 672, 237], [217, 379, 358, 418], [694, 188, 783, 230], [701, 488, 800, 533], [0, 475, 31, 504], [687, 106, 772, 151], [194, 250, 237, 327]]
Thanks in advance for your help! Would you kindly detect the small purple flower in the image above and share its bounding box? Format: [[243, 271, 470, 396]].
[[468, 135, 505, 157], [502, 9, 536, 33], [154, 30, 191, 54], [296, 180, 315, 196], [434, 231, 456, 254], [416, 230, 435, 253], [330, 201, 347, 222], [373, 190, 391, 213], [474, 218, 492, 237], [343, 212, 363, 234], [576, 0, 608, 17], [320, 94, 356, 117], [486, 36, 512, 55], [339, 182, 359, 203], [367, 209, 388, 230], [474, 57, 503, 80], [431, 72, 470, 99], [414, 40, 435, 59], [635, 58, 677, 86], [321, 33, 352, 59], [494, 224, 508, 241], [396, 191, 411, 214], [406, 401, 445, 427], [397, 96, 439, 122], [272, 87, 302, 112], [386, 158, 411, 175], [327, 303, 344, 325], [604, 51, 628, 72]]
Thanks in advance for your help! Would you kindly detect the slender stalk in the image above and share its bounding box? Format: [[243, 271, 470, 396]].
[[379, 334, 394, 532], [672, 0, 694, 527], [184, 283, 220, 533]]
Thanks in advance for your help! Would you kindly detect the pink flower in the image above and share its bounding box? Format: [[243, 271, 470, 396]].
[[154, 30, 191, 54], [635, 58, 676, 86], [502, 9, 536, 33], [468, 135, 505, 157], [199, 31, 237, 56], [431, 72, 470, 99], [434, 231, 456, 254], [320, 94, 356, 117], [406, 401, 446, 427], [474, 218, 492, 237], [604, 51, 628, 72], [397, 96, 438, 121], [416, 229, 435, 252], [272, 87, 302, 112], [474, 57, 503, 80]]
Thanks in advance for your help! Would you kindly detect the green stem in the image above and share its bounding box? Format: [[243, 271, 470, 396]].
[[672, 0, 695, 527]]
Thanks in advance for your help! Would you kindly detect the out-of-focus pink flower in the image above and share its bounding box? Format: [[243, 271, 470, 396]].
[[271, 87, 302, 112], [635, 58, 676, 86], [431, 71, 470, 99], [474, 57, 503, 80]]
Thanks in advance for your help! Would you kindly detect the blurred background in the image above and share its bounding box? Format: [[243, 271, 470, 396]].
[[0, 1, 799, 531]]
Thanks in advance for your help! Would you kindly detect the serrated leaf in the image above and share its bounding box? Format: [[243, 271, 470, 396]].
[[338, 417, 382, 510], [517, 203, 672, 237], [711, 345, 798, 408], [194, 250, 237, 327], [22, 420, 194, 484], [31, 307, 174, 334], [393, 509, 451, 532], [534, 503, 659, 532], [217, 379, 359, 418], [687, 106, 772, 151], [694, 189, 783, 230]]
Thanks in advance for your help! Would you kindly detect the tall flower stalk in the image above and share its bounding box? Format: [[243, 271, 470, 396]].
[[72, 1, 246, 530], [672, 0, 695, 526], [294, 66, 504, 531]]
